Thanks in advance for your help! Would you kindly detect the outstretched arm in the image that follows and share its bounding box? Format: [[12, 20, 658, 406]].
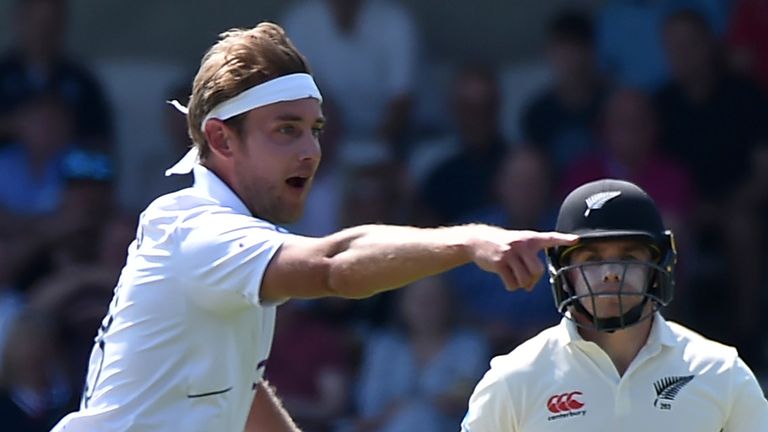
[[261, 224, 576, 302]]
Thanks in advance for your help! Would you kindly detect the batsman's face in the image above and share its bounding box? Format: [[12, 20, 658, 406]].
[[230, 98, 324, 224], [565, 239, 654, 318]]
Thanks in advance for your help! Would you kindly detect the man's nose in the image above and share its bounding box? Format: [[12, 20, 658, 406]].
[[601, 264, 624, 283], [299, 139, 321, 162]]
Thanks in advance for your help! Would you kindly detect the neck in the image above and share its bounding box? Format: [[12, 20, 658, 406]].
[[578, 317, 653, 376]]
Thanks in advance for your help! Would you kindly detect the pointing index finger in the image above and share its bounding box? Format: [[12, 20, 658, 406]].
[[531, 232, 579, 248]]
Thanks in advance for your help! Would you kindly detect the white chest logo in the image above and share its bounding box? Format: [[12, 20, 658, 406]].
[[584, 191, 621, 217]]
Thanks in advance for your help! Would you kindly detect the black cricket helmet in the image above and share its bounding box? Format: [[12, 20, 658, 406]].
[[547, 179, 676, 331]]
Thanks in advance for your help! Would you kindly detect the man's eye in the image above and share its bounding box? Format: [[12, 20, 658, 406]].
[[311, 127, 324, 138], [279, 125, 298, 135]]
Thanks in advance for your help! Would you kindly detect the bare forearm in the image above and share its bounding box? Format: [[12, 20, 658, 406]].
[[261, 223, 576, 302], [245, 381, 301, 432], [324, 224, 474, 298]]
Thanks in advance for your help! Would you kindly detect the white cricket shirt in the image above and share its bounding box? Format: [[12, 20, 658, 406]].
[[52, 165, 292, 432], [462, 314, 768, 431]]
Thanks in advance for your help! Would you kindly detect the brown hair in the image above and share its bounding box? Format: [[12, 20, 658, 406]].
[[187, 22, 311, 160]]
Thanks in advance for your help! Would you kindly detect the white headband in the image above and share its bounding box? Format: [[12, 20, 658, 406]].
[[202, 72, 322, 132], [165, 73, 322, 176]]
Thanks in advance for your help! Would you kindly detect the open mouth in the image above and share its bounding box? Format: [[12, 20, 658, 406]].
[[285, 176, 309, 189]]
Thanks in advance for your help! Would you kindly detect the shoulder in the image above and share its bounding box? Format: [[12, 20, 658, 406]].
[[665, 321, 739, 367], [140, 188, 205, 226], [486, 324, 563, 380], [139, 188, 282, 248]]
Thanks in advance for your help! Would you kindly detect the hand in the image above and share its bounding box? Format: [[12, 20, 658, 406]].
[[468, 228, 577, 291]]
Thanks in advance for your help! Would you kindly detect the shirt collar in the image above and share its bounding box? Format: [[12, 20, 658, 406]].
[[191, 164, 252, 216], [647, 313, 677, 348]]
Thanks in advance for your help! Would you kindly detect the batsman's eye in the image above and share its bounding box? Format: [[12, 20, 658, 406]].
[[276, 124, 302, 137]]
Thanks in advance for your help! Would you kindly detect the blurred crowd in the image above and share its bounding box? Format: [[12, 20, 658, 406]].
[[0, 0, 767, 431]]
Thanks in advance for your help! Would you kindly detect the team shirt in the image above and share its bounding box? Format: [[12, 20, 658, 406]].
[[462, 314, 768, 431], [52, 164, 292, 432]]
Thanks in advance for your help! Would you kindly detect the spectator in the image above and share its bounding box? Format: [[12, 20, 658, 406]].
[[420, 66, 508, 223], [655, 8, 768, 205], [721, 140, 768, 372], [318, 149, 409, 333], [656, 9, 768, 368], [0, 93, 76, 218], [0, 311, 78, 432], [0, 0, 112, 146], [266, 301, 352, 432], [521, 9, 607, 170], [49, 147, 117, 268], [596, 0, 730, 89], [726, 0, 768, 92], [560, 88, 695, 252], [28, 213, 134, 389], [449, 147, 561, 354], [340, 146, 409, 229], [9, 147, 116, 293], [282, 0, 418, 152], [352, 277, 489, 432]]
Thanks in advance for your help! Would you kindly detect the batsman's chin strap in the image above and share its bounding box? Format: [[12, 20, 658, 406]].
[[570, 296, 650, 333]]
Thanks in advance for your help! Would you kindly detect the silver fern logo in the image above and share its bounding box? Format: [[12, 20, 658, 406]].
[[584, 191, 622, 217], [653, 375, 694, 409]]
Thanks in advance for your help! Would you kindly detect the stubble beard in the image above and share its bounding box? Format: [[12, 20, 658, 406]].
[[240, 176, 306, 225]]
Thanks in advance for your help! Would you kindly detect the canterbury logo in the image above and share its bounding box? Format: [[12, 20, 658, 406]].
[[653, 375, 694, 407], [547, 391, 584, 413], [584, 191, 621, 217]]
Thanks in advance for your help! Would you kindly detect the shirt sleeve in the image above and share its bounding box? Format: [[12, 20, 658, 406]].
[[723, 356, 768, 431], [175, 209, 293, 312], [461, 365, 517, 432]]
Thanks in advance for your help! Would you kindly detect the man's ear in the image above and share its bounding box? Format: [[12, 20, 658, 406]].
[[204, 119, 235, 159]]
